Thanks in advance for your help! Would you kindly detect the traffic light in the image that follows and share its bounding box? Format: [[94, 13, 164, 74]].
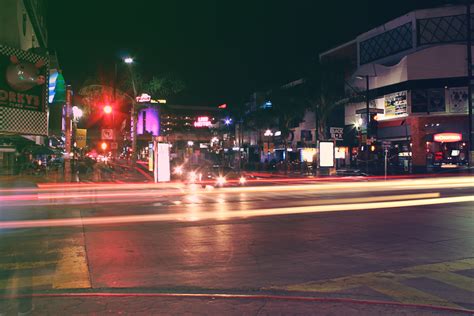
[[370, 145, 376, 152], [100, 142, 107, 151], [103, 105, 112, 114], [369, 113, 378, 137]]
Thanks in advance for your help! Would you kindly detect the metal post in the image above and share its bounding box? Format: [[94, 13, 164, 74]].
[[64, 85, 73, 182], [315, 105, 319, 176], [127, 65, 138, 164], [384, 148, 388, 180], [365, 75, 370, 175], [467, 2, 474, 167]]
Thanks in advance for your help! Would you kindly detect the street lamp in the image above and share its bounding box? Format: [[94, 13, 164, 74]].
[[122, 57, 138, 163], [356, 74, 377, 174], [72, 106, 83, 120], [264, 129, 273, 158]]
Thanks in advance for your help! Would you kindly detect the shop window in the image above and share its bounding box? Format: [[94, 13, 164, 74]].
[[411, 89, 445, 113]]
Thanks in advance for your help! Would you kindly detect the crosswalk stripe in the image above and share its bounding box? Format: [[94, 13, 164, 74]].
[[368, 279, 462, 308], [272, 258, 474, 308], [423, 271, 474, 292]]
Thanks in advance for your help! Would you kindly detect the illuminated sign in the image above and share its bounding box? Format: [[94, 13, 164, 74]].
[[301, 148, 316, 163], [319, 141, 334, 167], [136, 93, 151, 103], [433, 133, 462, 143], [194, 116, 212, 127]]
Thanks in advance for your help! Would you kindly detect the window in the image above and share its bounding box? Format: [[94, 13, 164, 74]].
[[359, 23, 413, 64], [417, 14, 473, 45]]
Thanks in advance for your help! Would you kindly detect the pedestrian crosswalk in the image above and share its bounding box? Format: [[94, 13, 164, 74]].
[[271, 258, 474, 309], [0, 231, 91, 292]]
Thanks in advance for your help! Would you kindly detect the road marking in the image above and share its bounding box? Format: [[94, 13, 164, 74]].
[[368, 279, 459, 308], [52, 244, 91, 289], [273, 258, 474, 309], [423, 271, 474, 292]]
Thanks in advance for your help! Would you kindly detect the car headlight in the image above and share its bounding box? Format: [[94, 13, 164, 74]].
[[216, 176, 226, 186], [239, 176, 246, 184], [188, 171, 197, 182], [174, 166, 183, 175]]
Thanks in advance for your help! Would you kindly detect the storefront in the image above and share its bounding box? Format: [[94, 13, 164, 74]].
[[426, 132, 468, 168]]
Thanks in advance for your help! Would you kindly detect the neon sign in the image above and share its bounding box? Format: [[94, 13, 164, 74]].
[[433, 133, 462, 142], [194, 116, 212, 127], [136, 93, 151, 103]]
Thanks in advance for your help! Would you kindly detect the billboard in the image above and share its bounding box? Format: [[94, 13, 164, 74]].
[[319, 141, 334, 168], [154, 142, 170, 182], [384, 91, 407, 118], [75, 128, 87, 148], [0, 45, 49, 135]]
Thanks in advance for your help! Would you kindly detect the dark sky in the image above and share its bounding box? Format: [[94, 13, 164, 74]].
[[47, 0, 449, 106]]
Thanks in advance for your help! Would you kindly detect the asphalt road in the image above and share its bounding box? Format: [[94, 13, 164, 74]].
[[0, 176, 473, 314]]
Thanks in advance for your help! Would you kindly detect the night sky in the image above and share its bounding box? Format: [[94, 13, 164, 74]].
[[47, 0, 449, 106]]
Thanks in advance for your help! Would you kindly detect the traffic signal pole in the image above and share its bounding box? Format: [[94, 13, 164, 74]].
[[64, 85, 73, 182]]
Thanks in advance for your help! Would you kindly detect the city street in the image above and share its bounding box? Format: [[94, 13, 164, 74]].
[[0, 176, 473, 314]]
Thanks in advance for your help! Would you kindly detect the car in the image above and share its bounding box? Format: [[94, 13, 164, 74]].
[[197, 165, 247, 187]]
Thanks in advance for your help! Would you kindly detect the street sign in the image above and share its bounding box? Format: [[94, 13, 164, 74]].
[[75, 128, 87, 148], [101, 129, 114, 140], [329, 127, 343, 141]]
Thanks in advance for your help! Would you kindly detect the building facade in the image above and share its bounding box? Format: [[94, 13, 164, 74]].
[[321, 4, 473, 172], [0, 0, 49, 174]]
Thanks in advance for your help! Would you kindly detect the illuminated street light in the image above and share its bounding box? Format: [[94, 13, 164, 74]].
[[101, 142, 107, 150], [103, 105, 112, 114], [72, 106, 83, 119], [187, 141, 194, 146], [224, 118, 232, 125], [124, 57, 134, 64], [264, 129, 273, 137]]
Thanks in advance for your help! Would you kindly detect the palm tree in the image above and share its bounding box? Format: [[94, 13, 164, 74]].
[[268, 89, 307, 173]]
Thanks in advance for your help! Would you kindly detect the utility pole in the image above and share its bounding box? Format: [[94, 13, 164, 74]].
[[64, 85, 73, 182], [467, 1, 474, 167]]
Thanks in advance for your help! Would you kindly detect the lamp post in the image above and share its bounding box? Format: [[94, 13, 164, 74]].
[[264, 129, 274, 160], [356, 74, 376, 174], [124, 57, 138, 164], [72, 106, 83, 165]]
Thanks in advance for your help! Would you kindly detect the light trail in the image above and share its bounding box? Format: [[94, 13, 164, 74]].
[[1, 193, 471, 229], [0, 176, 472, 205]]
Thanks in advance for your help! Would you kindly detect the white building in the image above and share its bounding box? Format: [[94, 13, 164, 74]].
[[320, 4, 472, 172]]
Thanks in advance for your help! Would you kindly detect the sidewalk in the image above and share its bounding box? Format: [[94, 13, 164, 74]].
[[3, 293, 471, 315]]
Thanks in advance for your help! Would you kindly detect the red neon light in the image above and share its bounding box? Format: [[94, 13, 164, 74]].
[[433, 133, 462, 143], [218, 103, 227, 109], [194, 116, 212, 127]]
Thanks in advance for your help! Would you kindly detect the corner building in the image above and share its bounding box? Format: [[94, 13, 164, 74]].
[[320, 4, 473, 172]]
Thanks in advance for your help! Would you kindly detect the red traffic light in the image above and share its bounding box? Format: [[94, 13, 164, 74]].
[[103, 105, 112, 114]]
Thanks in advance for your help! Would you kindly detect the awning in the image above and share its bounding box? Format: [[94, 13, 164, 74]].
[[23, 144, 55, 155]]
